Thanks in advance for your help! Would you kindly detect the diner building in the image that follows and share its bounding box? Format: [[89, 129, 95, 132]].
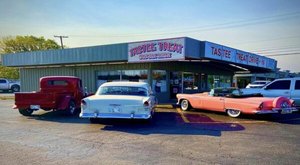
[[1, 37, 277, 103]]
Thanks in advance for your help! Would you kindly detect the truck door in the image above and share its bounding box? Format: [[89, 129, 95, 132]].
[[261, 80, 291, 98], [291, 80, 300, 106], [0, 79, 8, 90]]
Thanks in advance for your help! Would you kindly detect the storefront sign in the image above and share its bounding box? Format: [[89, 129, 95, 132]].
[[204, 42, 276, 70], [128, 38, 185, 62]]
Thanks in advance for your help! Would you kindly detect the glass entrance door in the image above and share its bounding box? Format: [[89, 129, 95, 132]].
[[170, 72, 182, 99]]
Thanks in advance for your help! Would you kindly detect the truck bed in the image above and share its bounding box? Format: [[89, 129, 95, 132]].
[[14, 92, 56, 109]]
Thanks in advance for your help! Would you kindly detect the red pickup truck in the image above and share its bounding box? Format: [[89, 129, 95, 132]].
[[14, 76, 86, 116]]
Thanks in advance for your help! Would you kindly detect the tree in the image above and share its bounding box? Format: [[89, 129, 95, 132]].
[[0, 35, 61, 79], [0, 35, 60, 54], [0, 65, 19, 79]]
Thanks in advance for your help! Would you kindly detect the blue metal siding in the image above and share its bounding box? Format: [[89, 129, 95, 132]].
[[1, 43, 128, 67], [184, 37, 201, 59]]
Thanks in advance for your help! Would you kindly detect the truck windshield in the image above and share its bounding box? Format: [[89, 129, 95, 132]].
[[98, 86, 148, 96]]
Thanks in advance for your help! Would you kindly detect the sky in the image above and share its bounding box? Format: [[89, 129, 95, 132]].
[[1, 0, 300, 72]]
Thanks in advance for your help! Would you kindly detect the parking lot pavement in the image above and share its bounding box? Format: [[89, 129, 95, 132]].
[[0, 100, 299, 165]]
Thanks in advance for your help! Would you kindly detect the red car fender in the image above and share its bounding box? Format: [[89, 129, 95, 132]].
[[57, 95, 73, 110]]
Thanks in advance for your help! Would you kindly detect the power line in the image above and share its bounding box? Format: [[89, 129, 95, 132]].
[[69, 11, 300, 38], [230, 35, 300, 46], [255, 48, 300, 54], [248, 45, 300, 52], [54, 35, 68, 49], [264, 52, 300, 57]]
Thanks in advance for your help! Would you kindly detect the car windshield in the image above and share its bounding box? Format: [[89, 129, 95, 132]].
[[98, 86, 148, 96], [209, 88, 238, 97]]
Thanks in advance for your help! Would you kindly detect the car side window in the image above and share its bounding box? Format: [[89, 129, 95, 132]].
[[295, 80, 300, 90], [0, 80, 6, 83], [265, 80, 291, 90]]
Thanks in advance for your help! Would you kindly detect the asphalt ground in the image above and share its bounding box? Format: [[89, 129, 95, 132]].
[[0, 99, 299, 165]]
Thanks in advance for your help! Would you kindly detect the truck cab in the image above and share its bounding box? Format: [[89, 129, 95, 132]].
[[0, 78, 20, 92], [14, 76, 85, 116], [239, 78, 300, 107]]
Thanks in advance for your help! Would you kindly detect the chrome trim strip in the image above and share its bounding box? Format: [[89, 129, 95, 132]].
[[80, 112, 151, 119], [255, 107, 298, 114]]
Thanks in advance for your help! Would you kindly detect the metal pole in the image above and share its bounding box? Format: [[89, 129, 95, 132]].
[[54, 35, 68, 49]]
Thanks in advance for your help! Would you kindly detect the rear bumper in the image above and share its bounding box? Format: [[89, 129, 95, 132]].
[[254, 107, 298, 114], [80, 112, 152, 119]]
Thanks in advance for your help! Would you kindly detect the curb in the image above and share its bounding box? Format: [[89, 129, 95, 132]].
[[0, 96, 15, 100], [156, 104, 177, 109]]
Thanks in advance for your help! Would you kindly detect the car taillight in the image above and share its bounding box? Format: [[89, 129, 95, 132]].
[[81, 100, 86, 106], [259, 103, 264, 110], [291, 101, 296, 107], [144, 101, 149, 107], [81, 100, 87, 109]]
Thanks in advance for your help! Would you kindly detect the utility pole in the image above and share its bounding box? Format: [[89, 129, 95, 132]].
[[54, 35, 68, 49]]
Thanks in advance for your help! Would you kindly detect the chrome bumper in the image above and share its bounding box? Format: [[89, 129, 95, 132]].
[[255, 107, 298, 114], [80, 112, 152, 119]]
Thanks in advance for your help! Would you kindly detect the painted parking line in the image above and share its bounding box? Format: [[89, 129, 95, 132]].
[[176, 107, 190, 123]]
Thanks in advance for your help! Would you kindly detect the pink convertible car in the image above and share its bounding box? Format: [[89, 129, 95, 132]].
[[176, 88, 298, 118]]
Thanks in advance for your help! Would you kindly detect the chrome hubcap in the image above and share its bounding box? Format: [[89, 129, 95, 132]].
[[227, 109, 241, 117], [181, 100, 188, 110]]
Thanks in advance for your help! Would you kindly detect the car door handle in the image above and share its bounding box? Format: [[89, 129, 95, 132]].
[[284, 91, 289, 94]]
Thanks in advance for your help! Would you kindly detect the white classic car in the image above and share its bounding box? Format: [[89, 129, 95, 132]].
[[80, 81, 156, 123]]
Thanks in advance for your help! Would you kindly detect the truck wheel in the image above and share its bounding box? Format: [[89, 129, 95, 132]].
[[11, 85, 20, 92], [66, 100, 76, 115], [19, 108, 33, 116]]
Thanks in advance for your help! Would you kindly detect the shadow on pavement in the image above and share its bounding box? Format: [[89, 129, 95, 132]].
[[27, 110, 89, 124], [242, 113, 300, 125], [187, 108, 300, 125], [100, 111, 245, 137]]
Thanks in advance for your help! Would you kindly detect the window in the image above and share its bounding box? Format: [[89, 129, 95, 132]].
[[122, 70, 148, 82], [98, 86, 148, 96], [183, 73, 199, 90], [266, 80, 291, 90], [208, 75, 231, 89], [152, 70, 167, 93], [97, 70, 148, 87], [0, 80, 7, 84], [48, 80, 68, 86], [295, 80, 300, 90], [97, 71, 121, 87]]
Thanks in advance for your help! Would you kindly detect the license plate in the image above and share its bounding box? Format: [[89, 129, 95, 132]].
[[281, 108, 292, 114], [111, 107, 121, 113], [30, 105, 40, 109]]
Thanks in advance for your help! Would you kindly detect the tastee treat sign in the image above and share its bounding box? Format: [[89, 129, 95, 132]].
[[128, 38, 185, 63], [204, 41, 276, 70]]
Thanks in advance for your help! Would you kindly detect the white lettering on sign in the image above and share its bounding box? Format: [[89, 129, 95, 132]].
[[128, 38, 185, 62], [204, 42, 276, 70], [205, 42, 236, 62]]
